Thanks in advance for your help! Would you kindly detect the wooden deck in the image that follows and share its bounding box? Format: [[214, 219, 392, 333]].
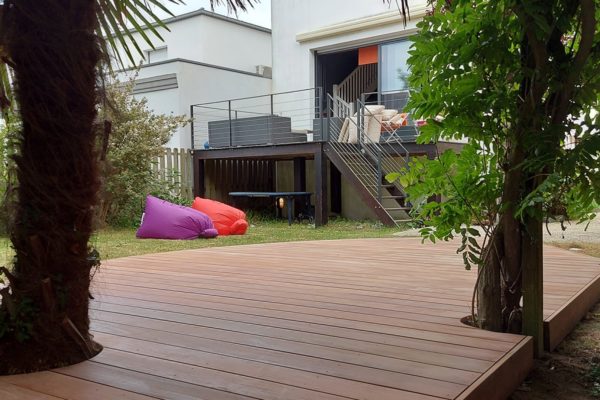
[[1, 238, 599, 400]]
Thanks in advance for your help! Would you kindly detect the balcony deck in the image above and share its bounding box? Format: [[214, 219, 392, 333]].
[[1, 238, 598, 400]]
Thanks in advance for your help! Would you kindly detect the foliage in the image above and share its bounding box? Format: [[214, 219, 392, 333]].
[[99, 77, 187, 227], [397, 0, 600, 240], [388, 0, 600, 332], [590, 363, 600, 397]]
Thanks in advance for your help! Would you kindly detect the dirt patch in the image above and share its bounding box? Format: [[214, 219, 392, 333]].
[[510, 303, 600, 399]]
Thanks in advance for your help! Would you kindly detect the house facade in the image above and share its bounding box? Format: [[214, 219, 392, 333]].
[[271, 0, 428, 95], [121, 1, 461, 225], [265, 0, 433, 221], [190, 0, 464, 226], [113, 8, 272, 149]]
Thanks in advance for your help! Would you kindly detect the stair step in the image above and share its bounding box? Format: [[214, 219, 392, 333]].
[[380, 195, 406, 199], [354, 172, 378, 177], [365, 183, 395, 188], [385, 207, 411, 211], [344, 161, 371, 166], [335, 152, 365, 157]]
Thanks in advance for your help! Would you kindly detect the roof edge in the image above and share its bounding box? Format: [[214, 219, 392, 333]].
[[164, 8, 271, 34], [112, 7, 271, 38]]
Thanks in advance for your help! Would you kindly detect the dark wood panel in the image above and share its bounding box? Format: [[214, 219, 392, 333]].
[[456, 338, 533, 400], [545, 274, 600, 350]]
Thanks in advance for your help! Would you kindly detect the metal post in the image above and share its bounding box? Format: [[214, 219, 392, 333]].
[[357, 102, 362, 145], [286, 196, 293, 226], [326, 94, 332, 142], [270, 93, 274, 116], [314, 145, 328, 227], [332, 84, 339, 116], [318, 87, 325, 141], [376, 147, 383, 203], [359, 93, 366, 146], [228, 100, 232, 147], [189, 105, 195, 150]]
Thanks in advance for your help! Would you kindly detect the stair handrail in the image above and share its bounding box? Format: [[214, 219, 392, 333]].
[[331, 95, 354, 118], [325, 93, 410, 226], [333, 63, 378, 105], [355, 93, 411, 200], [325, 95, 385, 197]]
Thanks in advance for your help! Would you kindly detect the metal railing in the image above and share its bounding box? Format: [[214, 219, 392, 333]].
[[333, 63, 377, 107], [326, 94, 380, 194], [357, 91, 412, 200], [190, 88, 323, 150], [326, 91, 414, 225]]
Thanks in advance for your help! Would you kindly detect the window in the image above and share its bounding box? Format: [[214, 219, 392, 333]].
[[379, 40, 411, 92], [147, 47, 168, 63]]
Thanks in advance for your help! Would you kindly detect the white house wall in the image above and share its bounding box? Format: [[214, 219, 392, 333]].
[[196, 16, 271, 74], [117, 60, 271, 149], [271, 0, 426, 93], [177, 62, 272, 149], [111, 10, 271, 74], [111, 9, 273, 148]]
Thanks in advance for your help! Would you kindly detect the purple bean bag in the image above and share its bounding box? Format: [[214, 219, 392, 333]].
[[136, 195, 218, 240]]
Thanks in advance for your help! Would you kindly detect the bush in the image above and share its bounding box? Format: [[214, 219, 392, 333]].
[[98, 78, 187, 227]]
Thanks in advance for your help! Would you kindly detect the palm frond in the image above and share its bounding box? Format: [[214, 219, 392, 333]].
[[209, 0, 258, 16], [384, 0, 410, 25], [96, 0, 185, 67], [97, 0, 258, 67]]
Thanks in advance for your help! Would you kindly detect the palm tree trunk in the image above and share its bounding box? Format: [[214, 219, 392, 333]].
[[0, 0, 102, 374]]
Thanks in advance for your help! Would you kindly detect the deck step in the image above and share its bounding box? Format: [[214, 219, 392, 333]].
[[365, 183, 394, 187], [333, 151, 364, 156], [385, 207, 411, 211], [381, 195, 406, 200], [344, 161, 373, 167]]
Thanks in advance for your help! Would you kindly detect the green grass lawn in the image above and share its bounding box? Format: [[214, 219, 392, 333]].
[[0, 219, 405, 263]]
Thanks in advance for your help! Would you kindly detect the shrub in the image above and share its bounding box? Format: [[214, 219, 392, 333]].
[[98, 78, 187, 227]]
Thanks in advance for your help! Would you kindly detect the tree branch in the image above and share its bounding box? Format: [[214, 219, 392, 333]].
[[553, 0, 596, 124]]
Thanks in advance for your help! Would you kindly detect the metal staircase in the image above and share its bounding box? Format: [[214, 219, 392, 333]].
[[325, 94, 412, 226], [332, 63, 377, 113]]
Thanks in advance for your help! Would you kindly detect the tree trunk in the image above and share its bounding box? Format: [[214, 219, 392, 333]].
[[0, 0, 102, 374], [477, 228, 503, 331], [476, 152, 545, 349], [522, 200, 544, 355]]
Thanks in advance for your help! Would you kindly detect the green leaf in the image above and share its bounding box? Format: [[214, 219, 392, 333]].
[[96, 0, 186, 67], [385, 172, 402, 183]]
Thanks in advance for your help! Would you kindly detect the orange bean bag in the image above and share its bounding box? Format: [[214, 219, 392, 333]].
[[191, 197, 249, 236]]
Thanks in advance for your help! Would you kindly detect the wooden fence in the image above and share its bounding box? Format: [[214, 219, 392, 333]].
[[151, 148, 194, 201]]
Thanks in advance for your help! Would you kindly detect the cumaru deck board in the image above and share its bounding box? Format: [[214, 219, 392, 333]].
[[1, 238, 598, 400]]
